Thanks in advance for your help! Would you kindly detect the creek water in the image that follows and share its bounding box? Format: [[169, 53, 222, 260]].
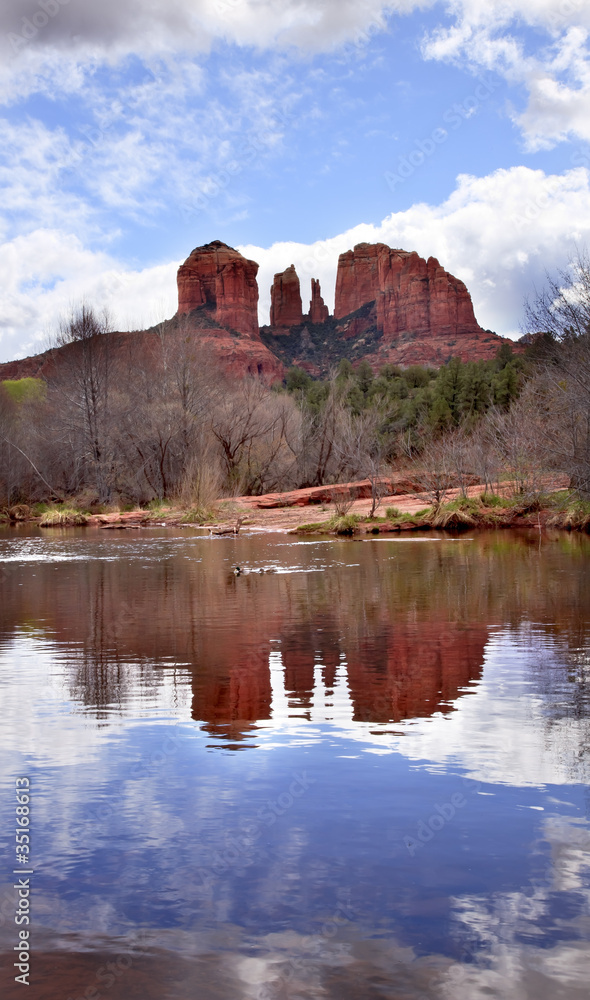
[[0, 525, 589, 999]]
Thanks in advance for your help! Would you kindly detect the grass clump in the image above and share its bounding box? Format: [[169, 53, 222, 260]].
[[480, 493, 512, 508], [39, 506, 88, 527], [296, 513, 360, 535], [431, 505, 477, 529], [429, 496, 482, 528], [547, 494, 590, 531], [441, 496, 482, 514], [509, 493, 549, 516], [384, 507, 432, 526], [329, 513, 360, 535], [181, 505, 217, 525], [32, 502, 51, 516]]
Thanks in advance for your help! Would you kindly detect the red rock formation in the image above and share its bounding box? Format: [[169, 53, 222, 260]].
[[177, 240, 260, 339], [309, 278, 329, 324], [335, 243, 386, 318], [183, 326, 284, 380], [334, 242, 482, 342], [0, 239, 517, 387], [270, 265, 303, 327]]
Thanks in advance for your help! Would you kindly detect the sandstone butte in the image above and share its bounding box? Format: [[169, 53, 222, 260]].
[[178, 239, 260, 338], [334, 243, 481, 339], [0, 238, 516, 385]]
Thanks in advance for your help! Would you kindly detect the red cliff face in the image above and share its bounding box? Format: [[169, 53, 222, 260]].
[[334, 243, 386, 319], [309, 278, 329, 324], [335, 242, 482, 341], [177, 240, 260, 339], [270, 265, 304, 327]]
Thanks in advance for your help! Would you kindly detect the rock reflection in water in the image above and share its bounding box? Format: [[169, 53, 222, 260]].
[[1, 531, 589, 742], [0, 530, 497, 735]]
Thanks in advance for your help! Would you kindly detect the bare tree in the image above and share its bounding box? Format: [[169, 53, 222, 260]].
[[334, 409, 390, 517], [524, 249, 590, 342], [524, 250, 590, 497], [486, 386, 548, 497], [296, 378, 357, 487], [49, 304, 116, 503], [412, 437, 455, 508], [117, 326, 222, 502], [441, 428, 471, 498], [0, 379, 59, 504], [211, 379, 300, 495], [466, 420, 502, 495]]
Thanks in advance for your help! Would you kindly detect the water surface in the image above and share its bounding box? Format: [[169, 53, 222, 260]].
[[1, 527, 589, 999]]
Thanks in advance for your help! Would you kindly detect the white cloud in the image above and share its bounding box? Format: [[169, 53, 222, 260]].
[[0, 52, 305, 239], [514, 28, 590, 148], [0, 0, 402, 108], [421, 1, 590, 149], [1, 0, 588, 155]]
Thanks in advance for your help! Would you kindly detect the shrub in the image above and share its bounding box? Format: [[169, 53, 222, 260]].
[[329, 513, 360, 535], [431, 506, 477, 529], [181, 506, 216, 525], [547, 495, 590, 531], [332, 488, 356, 517], [39, 508, 88, 527], [7, 504, 32, 522]]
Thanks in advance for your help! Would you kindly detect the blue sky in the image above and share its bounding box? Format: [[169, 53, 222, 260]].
[[1, 0, 590, 361]]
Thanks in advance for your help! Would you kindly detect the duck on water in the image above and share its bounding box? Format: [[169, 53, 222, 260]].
[[233, 566, 277, 576]]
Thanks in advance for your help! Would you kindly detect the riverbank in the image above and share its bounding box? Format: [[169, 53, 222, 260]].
[[3, 476, 588, 533]]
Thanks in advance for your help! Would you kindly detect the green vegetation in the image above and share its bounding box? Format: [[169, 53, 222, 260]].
[[296, 521, 331, 534], [282, 345, 524, 452], [547, 495, 590, 531], [179, 505, 217, 524], [296, 491, 590, 535], [328, 512, 360, 535], [479, 493, 512, 508], [0, 378, 46, 405], [39, 506, 89, 527]]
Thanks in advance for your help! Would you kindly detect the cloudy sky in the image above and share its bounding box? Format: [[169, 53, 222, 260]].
[[1, 0, 589, 361]]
